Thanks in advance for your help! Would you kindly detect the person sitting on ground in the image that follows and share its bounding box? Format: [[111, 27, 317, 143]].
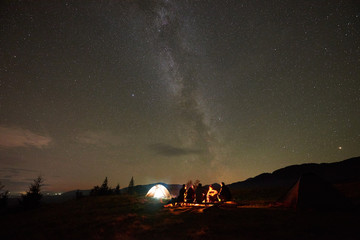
[[195, 183, 205, 204], [177, 184, 186, 204], [185, 185, 195, 203], [218, 182, 232, 202]]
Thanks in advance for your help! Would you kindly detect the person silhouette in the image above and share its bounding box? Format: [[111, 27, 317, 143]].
[[218, 182, 232, 202], [185, 185, 195, 203], [195, 183, 205, 204], [177, 184, 186, 204]]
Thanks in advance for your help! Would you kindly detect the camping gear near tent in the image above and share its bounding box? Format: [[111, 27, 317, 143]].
[[145, 184, 171, 199], [279, 173, 351, 210]]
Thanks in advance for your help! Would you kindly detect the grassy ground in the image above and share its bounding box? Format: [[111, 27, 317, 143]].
[[1, 195, 359, 240]]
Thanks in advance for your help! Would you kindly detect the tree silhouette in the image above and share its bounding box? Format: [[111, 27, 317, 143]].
[[90, 185, 100, 196], [0, 182, 9, 209], [90, 177, 112, 196], [20, 176, 44, 209], [114, 184, 120, 195], [99, 177, 111, 195], [128, 176, 134, 194]]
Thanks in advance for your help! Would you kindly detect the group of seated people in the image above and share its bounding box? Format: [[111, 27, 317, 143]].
[[176, 182, 232, 205]]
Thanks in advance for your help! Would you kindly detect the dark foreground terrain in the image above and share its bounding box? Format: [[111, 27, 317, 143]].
[[1, 195, 359, 240]]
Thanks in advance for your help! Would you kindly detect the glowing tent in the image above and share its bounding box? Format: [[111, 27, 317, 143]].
[[145, 184, 171, 199]]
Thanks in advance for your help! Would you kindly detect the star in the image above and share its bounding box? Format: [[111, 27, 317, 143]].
[[0, 0, 359, 193]]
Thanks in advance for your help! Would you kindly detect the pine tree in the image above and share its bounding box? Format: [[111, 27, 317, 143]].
[[20, 176, 44, 209], [114, 184, 120, 195], [90, 177, 113, 196], [128, 176, 134, 194], [99, 177, 110, 195]]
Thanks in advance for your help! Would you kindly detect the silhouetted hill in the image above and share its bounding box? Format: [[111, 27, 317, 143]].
[[55, 157, 359, 204], [230, 156, 360, 188], [228, 156, 360, 203]]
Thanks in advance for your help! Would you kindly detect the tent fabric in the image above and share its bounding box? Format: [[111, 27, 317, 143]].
[[280, 173, 351, 210], [145, 184, 171, 199]]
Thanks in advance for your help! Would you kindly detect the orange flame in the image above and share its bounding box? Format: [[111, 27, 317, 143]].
[[206, 186, 218, 203]]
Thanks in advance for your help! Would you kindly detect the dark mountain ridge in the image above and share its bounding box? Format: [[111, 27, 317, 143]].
[[228, 156, 360, 202], [229, 156, 360, 189]]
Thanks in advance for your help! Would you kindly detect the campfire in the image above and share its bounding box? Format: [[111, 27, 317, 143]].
[[164, 182, 235, 208], [206, 185, 218, 203]]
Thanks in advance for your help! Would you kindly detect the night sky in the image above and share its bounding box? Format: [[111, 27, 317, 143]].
[[1, 0, 359, 193]]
